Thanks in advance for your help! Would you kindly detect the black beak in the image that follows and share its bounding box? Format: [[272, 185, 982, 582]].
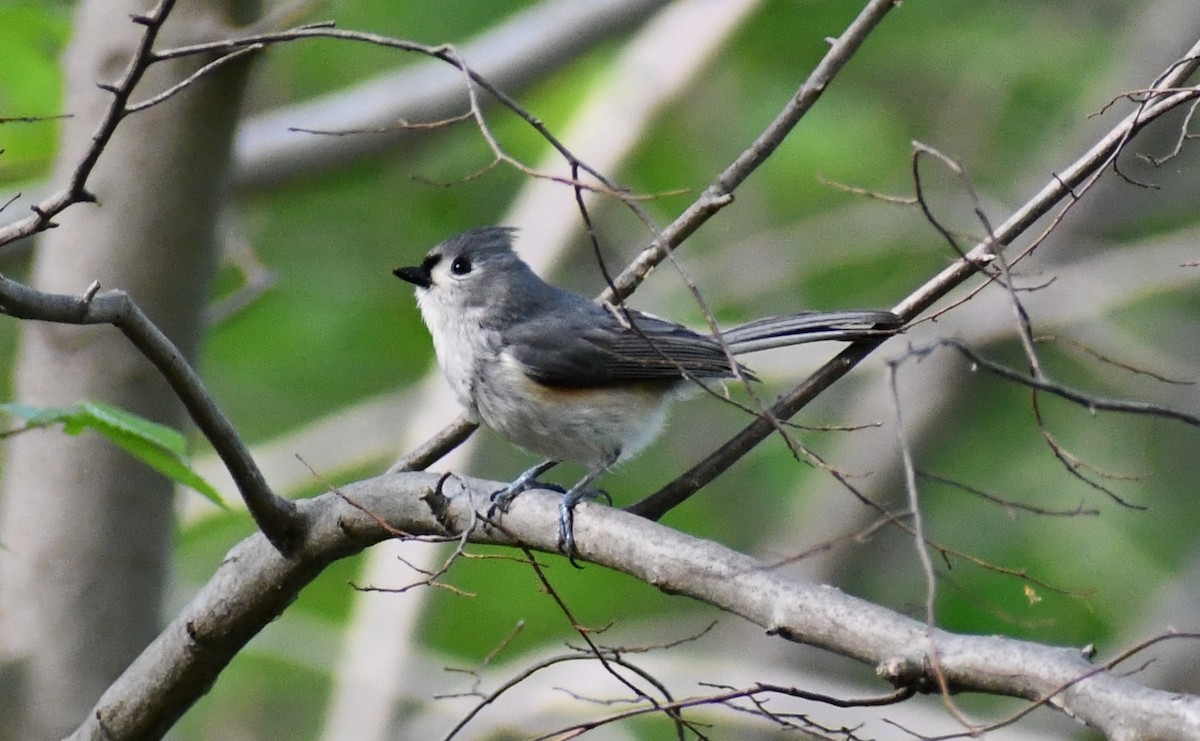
[[394, 265, 431, 288]]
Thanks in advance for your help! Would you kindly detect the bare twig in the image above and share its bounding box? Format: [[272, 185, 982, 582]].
[[1031, 393, 1148, 509], [888, 359, 978, 731], [1140, 95, 1200, 166], [934, 339, 1200, 428], [387, 415, 478, 474], [1035, 333, 1196, 385], [630, 39, 1200, 522], [612, 0, 902, 516], [154, 27, 640, 203], [908, 142, 1153, 509], [0, 113, 74, 124], [124, 43, 264, 114], [0, 0, 169, 246], [918, 471, 1101, 517], [550, 681, 914, 739], [604, 0, 903, 302], [518, 547, 690, 735]]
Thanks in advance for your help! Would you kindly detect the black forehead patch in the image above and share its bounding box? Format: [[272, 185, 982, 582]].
[[420, 252, 442, 272]]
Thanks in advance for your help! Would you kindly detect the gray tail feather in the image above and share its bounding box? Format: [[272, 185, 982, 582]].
[[720, 310, 902, 355]]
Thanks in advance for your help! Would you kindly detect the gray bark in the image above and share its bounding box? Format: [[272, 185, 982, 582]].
[[0, 1, 257, 737], [70, 471, 1200, 740]]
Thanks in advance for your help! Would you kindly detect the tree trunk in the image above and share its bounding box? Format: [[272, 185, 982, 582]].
[[0, 1, 258, 737]]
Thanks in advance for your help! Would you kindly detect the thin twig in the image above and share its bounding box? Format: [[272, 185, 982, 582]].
[[603, 0, 903, 303], [519, 547, 687, 733], [0, 0, 173, 246], [919, 471, 1100, 517], [938, 339, 1200, 428], [1036, 333, 1196, 385], [889, 359, 978, 731], [549, 681, 913, 739], [632, 40, 1200, 522], [124, 44, 264, 114]]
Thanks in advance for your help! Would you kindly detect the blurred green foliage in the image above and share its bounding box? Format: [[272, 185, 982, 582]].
[[0, 3, 70, 180]]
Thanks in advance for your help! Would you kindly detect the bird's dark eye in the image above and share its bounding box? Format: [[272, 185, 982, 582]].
[[450, 255, 472, 276]]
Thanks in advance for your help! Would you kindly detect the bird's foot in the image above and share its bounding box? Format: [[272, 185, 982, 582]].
[[556, 486, 610, 568], [487, 460, 560, 518]]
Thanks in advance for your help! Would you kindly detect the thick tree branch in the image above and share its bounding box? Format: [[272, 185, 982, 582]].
[[70, 472, 1200, 740]]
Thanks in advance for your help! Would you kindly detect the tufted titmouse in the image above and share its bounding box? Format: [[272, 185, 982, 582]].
[[395, 227, 901, 559]]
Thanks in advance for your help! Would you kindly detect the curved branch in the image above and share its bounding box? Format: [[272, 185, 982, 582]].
[[0, 278, 302, 552], [0, 0, 671, 244], [69, 472, 1200, 739], [151, 25, 636, 200]]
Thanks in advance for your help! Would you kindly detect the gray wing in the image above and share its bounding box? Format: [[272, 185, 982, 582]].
[[505, 305, 743, 388]]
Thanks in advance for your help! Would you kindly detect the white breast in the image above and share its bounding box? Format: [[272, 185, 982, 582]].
[[417, 291, 494, 419]]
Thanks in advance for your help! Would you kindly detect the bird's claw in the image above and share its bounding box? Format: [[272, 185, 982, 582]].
[[488, 460, 561, 518], [486, 483, 523, 519], [555, 487, 607, 568], [487, 478, 566, 518], [487, 462, 607, 568]]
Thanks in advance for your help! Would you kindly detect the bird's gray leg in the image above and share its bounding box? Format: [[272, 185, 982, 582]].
[[558, 455, 617, 567], [488, 459, 560, 516]]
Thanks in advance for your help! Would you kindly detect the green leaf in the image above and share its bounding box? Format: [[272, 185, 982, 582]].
[[0, 401, 227, 509], [75, 401, 190, 457]]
